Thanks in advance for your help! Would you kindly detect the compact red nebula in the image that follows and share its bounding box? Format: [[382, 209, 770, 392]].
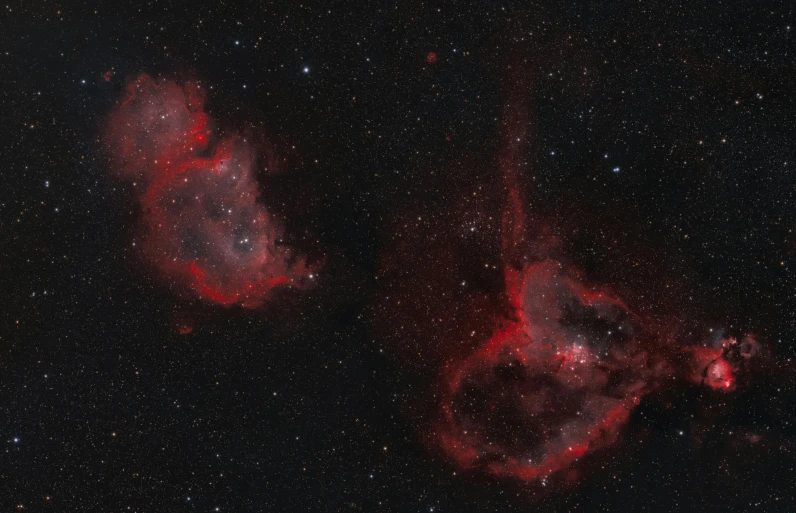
[[103, 74, 312, 307]]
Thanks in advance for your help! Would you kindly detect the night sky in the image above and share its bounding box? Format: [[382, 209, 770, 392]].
[[2, 2, 795, 512]]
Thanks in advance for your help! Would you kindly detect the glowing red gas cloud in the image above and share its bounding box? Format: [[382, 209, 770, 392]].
[[103, 74, 313, 307], [434, 257, 757, 482], [372, 60, 763, 484], [423, 118, 761, 485]]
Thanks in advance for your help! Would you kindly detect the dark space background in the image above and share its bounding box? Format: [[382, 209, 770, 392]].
[[1, 1, 794, 512]]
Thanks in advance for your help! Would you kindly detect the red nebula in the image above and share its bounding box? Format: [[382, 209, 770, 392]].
[[436, 260, 670, 481], [681, 335, 758, 391], [683, 346, 734, 391], [434, 257, 758, 482], [426, 51, 438, 64], [103, 74, 313, 307], [419, 61, 761, 483], [368, 52, 767, 489], [420, 127, 760, 481]]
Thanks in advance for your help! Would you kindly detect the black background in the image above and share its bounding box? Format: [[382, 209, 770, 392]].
[[1, 1, 794, 511]]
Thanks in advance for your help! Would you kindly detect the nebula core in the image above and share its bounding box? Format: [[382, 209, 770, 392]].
[[103, 74, 312, 307]]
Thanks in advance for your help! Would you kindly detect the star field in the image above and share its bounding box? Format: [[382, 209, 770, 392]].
[[1, 2, 795, 512]]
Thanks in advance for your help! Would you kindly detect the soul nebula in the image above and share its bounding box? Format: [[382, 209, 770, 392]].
[[104, 74, 311, 307]]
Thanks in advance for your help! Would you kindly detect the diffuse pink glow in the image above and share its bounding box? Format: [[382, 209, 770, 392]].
[[104, 74, 313, 308]]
